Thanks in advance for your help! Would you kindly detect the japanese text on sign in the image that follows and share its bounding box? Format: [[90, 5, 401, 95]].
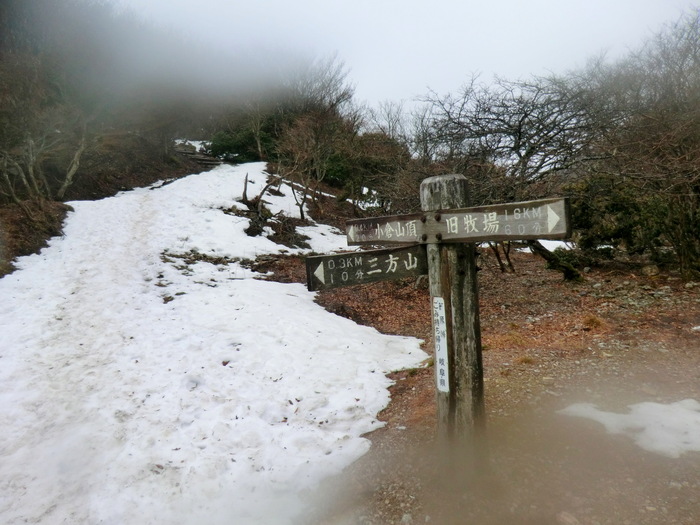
[[441, 203, 555, 240], [346, 198, 570, 245], [347, 217, 423, 245], [432, 297, 449, 393], [305, 245, 428, 291]]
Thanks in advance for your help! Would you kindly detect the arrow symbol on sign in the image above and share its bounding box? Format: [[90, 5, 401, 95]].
[[547, 205, 561, 233], [313, 263, 325, 285], [347, 225, 357, 243]]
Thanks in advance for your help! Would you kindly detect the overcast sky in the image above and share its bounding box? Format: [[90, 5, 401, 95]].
[[116, 0, 698, 106]]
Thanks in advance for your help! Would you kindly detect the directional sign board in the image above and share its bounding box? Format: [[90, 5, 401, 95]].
[[305, 244, 427, 291], [346, 213, 424, 246], [346, 197, 570, 246]]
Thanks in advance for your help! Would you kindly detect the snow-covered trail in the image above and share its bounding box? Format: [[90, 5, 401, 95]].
[[0, 164, 427, 524], [0, 190, 173, 523]]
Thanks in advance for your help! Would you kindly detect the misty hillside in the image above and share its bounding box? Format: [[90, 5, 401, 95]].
[[1, 3, 699, 522], [1, 1, 699, 279]]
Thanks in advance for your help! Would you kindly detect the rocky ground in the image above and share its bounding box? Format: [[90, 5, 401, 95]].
[[256, 245, 700, 525]]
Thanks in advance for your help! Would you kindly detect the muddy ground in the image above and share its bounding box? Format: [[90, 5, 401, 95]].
[[258, 248, 700, 525]]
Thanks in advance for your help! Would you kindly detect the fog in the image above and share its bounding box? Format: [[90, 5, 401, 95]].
[[4, 3, 699, 521], [114, 0, 696, 105], [8, 0, 309, 111], [11, 0, 695, 112]]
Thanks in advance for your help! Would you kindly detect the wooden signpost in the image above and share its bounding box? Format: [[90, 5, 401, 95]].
[[306, 174, 571, 442], [306, 244, 427, 291]]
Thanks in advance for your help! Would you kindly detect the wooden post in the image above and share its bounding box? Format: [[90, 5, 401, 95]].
[[420, 174, 485, 443]]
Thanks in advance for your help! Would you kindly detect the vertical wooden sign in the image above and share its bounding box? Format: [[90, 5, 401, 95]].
[[420, 174, 485, 443]]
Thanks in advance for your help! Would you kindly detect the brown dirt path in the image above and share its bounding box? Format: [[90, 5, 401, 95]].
[[260, 249, 700, 525]]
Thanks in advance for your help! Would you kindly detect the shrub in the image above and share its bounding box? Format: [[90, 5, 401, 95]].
[[208, 130, 261, 162]]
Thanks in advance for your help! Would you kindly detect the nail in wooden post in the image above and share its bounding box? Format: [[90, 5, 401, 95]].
[[420, 174, 485, 443]]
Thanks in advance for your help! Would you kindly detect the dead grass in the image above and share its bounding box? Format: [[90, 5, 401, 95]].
[[484, 331, 535, 350], [582, 313, 606, 330]]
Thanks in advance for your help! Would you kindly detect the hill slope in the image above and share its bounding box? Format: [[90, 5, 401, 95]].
[[0, 162, 426, 524]]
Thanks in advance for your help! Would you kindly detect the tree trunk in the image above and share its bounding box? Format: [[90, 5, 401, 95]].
[[503, 241, 516, 272], [56, 130, 87, 199], [527, 240, 583, 281]]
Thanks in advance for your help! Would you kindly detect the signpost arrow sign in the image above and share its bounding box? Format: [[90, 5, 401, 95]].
[[547, 203, 561, 232], [438, 197, 570, 243], [305, 244, 428, 292], [346, 197, 570, 246]]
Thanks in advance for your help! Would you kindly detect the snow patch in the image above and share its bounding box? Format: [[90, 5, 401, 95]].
[[0, 163, 426, 524], [560, 399, 700, 458]]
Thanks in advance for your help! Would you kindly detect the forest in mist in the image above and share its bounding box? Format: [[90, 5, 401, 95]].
[[1, 0, 699, 278]]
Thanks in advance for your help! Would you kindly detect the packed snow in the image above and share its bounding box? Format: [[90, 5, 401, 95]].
[[0, 163, 427, 524], [560, 399, 700, 458]]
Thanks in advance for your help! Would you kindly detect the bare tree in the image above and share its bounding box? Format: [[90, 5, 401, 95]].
[[366, 100, 409, 144], [423, 76, 595, 279], [275, 116, 318, 220], [428, 76, 595, 202], [273, 55, 362, 218], [0, 52, 92, 210], [284, 54, 356, 117], [573, 8, 700, 277], [408, 102, 442, 166]]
